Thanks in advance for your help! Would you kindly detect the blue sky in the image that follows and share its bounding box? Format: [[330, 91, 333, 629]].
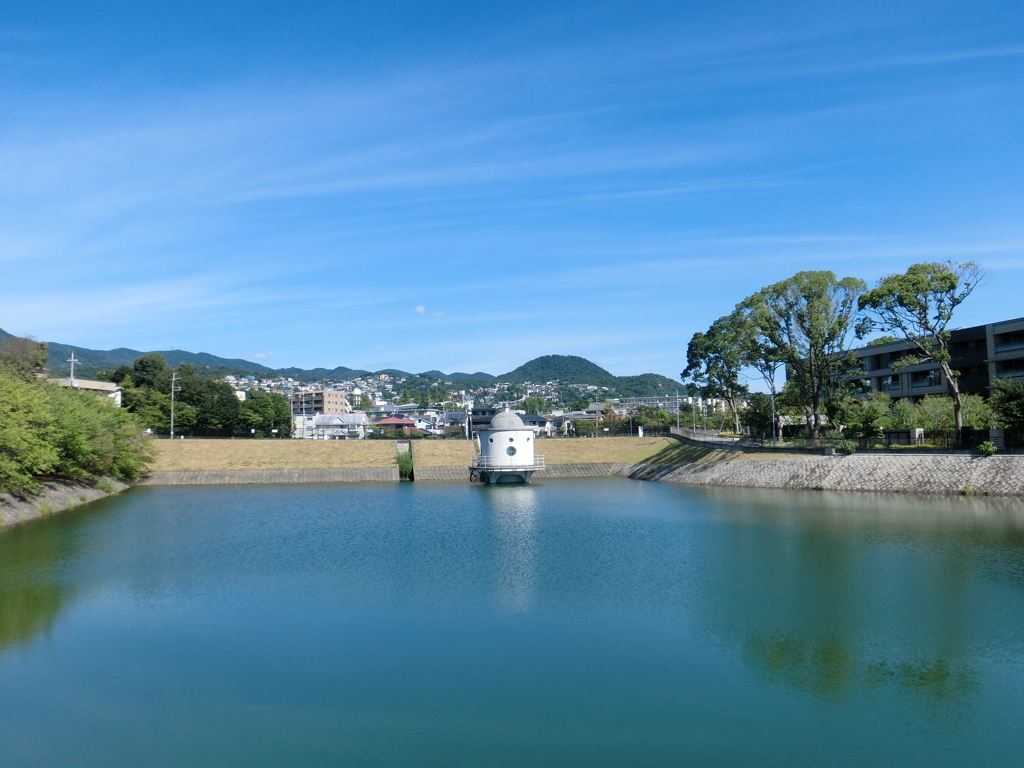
[[1, 1, 1022, 379]]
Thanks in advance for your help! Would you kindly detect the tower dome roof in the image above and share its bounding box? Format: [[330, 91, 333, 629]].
[[487, 411, 529, 431]]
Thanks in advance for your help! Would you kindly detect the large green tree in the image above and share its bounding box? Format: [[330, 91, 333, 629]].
[[130, 353, 171, 389], [744, 271, 866, 441], [857, 261, 984, 433], [734, 301, 786, 439], [683, 312, 749, 433], [238, 390, 292, 437]]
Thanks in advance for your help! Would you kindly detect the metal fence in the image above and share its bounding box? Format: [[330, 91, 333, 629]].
[[151, 428, 287, 439], [470, 455, 546, 469]]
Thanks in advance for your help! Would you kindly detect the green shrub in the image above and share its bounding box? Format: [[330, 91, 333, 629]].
[[0, 369, 152, 493], [990, 382, 1024, 432], [976, 441, 999, 457], [397, 452, 413, 480]]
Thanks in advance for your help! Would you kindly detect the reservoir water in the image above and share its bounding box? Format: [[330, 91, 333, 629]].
[[1, 479, 1023, 767]]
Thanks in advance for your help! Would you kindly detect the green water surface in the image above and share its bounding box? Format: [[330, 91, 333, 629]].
[[1, 479, 1023, 767]]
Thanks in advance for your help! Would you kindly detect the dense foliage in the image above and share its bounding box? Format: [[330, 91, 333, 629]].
[[690, 261, 988, 440], [683, 311, 749, 432], [109, 353, 291, 436], [990, 382, 1024, 434], [740, 393, 775, 434], [788, 392, 992, 440], [519, 396, 548, 415], [0, 343, 151, 493], [501, 355, 613, 384]]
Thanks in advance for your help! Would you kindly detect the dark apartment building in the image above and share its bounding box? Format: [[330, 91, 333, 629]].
[[851, 316, 1024, 401]]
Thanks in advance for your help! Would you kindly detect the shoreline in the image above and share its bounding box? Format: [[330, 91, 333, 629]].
[[143, 453, 1024, 496], [0, 477, 130, 529], [5, 445, 1022, 531]]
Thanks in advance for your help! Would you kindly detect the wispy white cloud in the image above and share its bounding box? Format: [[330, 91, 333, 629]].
[[0, 6, 1020, 376]]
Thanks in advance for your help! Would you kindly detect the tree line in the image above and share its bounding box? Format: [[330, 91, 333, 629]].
[[0, 339, 150, 493], [680, 261, 1022, 441], [100, 353, 292, 437]]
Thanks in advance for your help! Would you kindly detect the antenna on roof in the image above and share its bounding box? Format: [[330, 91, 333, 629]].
[[67, 352, 79, 388]]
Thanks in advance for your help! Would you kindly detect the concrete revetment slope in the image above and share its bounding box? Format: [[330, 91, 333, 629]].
[[619, 454, 1024, 496], [143, 468, 400, 485], [1, 478, 131, 529]]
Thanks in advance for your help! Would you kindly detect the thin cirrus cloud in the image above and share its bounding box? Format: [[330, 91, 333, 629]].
[[413, 306, 445, 317], [0, 3, 1022, 375]]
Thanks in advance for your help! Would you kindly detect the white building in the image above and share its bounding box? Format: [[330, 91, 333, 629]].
[[49, 378, 123, 407], [293, 412, 369, 439], [469, 411, 545, 484]]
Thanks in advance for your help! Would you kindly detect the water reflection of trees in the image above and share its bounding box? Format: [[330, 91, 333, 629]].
[[0, 519, 77, 654], [690, 489, 1024, 709], [744, 632, 975, 705]]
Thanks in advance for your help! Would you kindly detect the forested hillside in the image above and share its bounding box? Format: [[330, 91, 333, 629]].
[[500, 355, 681, 396]]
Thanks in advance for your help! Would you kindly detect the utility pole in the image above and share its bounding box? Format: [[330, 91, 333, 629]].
[[675, 389, 680, 429], [170, 373, 181, 438], [67, 353, 79, 388]]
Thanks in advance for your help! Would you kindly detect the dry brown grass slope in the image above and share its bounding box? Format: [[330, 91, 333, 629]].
[[150, 439, 398, 471], [149, 436, 802, 472]]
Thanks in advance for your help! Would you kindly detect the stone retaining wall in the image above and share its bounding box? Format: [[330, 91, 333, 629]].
[[414, 466, 467, 481], [143, 468, 399, 485], [619, 454, 1024, 496], [537, 463, 620, 478]]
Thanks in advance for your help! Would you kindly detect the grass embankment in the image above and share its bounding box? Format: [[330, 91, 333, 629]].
[[150, 439, 397, 471], [151, 436, 804, 472]]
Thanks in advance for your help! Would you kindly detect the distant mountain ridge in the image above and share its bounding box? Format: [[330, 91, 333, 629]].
[[0, 328, 678, 395]]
